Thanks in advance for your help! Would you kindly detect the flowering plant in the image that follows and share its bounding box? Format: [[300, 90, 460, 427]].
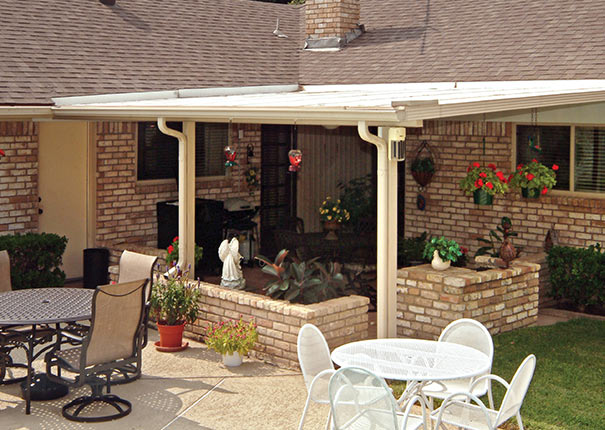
[[150, 266, 201, 326], [319, 197, 350, 223], [508, 159, 558, 195], [166, 236, 203, 267], [205, 317, 258, 356], [245, 167, 259, 189], [459, 162, 509, 196]]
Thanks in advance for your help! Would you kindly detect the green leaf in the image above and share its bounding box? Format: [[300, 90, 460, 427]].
[[284, 287, 300, 301]]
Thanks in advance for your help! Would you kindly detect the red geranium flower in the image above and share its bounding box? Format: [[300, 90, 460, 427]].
[[496, 171, 505, 181], [461, 247, 469, 254], [467, 166, 471, 173], [475, 178, 484, 188], [167, 245, 174, 254], [532, 158, 538, 163], [0, 149, 5, 157], [526, 173, 535, 181], [517, 164, 523, 170], [479, 172, 487, 178], [508, 174, 514, 183], [552, 164, 559, 171], [472, 162, 480, 168], [172, 236, 179, 243], [486, 182, 494, 189], [541, 186, 548, 195], [488, 163, 496, 171]]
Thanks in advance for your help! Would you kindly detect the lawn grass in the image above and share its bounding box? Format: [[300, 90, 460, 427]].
[[390, 318, 605, 430]]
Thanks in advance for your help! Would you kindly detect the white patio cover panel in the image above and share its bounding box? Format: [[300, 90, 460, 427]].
[[52, 80, 605, 125]]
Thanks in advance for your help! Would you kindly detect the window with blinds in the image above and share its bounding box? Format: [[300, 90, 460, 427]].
[[137, 122, 227, 181], [516, 125, 570, 190], [575, 127, 605, 193]]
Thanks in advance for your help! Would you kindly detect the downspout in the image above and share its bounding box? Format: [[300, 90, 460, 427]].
[[358, 121, 390, 338], [157, 118, 187, 269]]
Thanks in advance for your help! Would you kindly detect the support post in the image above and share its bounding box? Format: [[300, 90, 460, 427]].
[[183, 122, 196, 276]]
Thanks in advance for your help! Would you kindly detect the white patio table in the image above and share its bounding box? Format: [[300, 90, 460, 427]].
[[331, 338, 490, 409]]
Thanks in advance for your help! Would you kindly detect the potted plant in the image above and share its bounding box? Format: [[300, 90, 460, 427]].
[[205, 317, 258, 367], [460, 162, 509, 205], [410, 156, 435, 187], [422, 236, 462, 271], [165, 236, 204, 277], [508, 159, 558, 198], [318, 197, 350, 240], [150, 267, 202, 352]]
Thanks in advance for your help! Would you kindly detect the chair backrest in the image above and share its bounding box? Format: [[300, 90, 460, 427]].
[[297, 324, 334, 392], [439, 318, 494, 363], [496, 354, 536, 427], [0, 250, 11, 293], [329, 366, 399, 430], [118, 250, 158, 301], [83, 279, 147, 367]]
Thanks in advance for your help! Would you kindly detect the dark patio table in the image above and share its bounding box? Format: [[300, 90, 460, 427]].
[[0, 287, 93, 414]]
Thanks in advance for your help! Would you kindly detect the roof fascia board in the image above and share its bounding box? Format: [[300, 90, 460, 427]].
[[52, 106, 421, 127], [53, 84, 300, 107], [0, 107, 53, 119], [399, 90, 605, 120]]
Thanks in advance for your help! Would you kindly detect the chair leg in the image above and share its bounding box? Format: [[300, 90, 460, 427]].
[[516, 412, 525, 430], [324, 408, 332, 430], [298, 393, 312, 430], [487, 383, 494, 409]]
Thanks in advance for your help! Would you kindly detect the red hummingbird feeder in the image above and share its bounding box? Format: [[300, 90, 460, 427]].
[[288, 149, 302, 172], [224, 145, 237, 167]]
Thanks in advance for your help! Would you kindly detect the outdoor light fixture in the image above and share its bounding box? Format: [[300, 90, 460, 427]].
[[288, 149, 302, 172], [224, 146, 237, 167], [388, 128, 406, 161]]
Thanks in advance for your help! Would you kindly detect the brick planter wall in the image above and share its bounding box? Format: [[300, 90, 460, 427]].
[[404, 121, 605, 257], [396, 261, 539, 339], [187, 283, 370, 369], [0, 121, 39, 234]]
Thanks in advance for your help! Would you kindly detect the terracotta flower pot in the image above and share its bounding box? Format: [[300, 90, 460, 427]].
[[157, 322, 185, 348]]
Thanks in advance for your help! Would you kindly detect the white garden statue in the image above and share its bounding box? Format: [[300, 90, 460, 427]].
[[218, 238, 246, 289]]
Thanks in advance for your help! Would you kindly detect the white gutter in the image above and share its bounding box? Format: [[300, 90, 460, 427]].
[[157, 118, 188, 271], [0, 106, 53, 119]]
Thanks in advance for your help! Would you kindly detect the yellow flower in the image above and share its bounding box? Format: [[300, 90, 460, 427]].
[[327, 216, 332, 220]]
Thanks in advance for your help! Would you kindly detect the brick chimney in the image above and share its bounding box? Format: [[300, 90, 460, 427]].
[[305, 0, 362, 48]]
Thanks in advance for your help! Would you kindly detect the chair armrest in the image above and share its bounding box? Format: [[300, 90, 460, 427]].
[[58, 329, 84, 343], [432, 391, 494, 430], [308, 368, 336, 400], [399, 394, 428, 430], [469, 373, 509, 392]]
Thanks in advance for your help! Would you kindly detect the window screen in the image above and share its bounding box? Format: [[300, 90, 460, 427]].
[[516, 125, 570, 190], [138, 122, 227, 180], [575, 127, 605, 193]]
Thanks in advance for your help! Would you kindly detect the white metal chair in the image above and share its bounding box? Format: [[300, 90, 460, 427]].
[[329, 366, 428, 430], [432, 354, 536, 430], [297, 324, 335, 430], [421, 318, 495, 409]]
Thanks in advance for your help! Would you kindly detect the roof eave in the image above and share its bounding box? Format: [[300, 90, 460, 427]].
[[0, 106, 53, 120]]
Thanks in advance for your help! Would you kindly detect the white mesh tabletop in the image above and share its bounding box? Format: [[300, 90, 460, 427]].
[[331, 339, 490, 382], [0, 288, 93, 325]]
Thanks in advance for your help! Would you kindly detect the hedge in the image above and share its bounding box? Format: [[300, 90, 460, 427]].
[[0, 233, 68, 290], [546, 244, 605, 308]]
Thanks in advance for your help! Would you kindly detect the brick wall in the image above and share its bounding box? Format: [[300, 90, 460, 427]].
[[0, 121, 39, 234], [404, 120, 605, 256], [95, 122, 261, 247], [397, 261, 539, 339], [188, 283, 370, 369], [305, 0, 360, 39]]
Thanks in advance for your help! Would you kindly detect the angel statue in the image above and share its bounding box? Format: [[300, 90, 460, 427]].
[[218, 237, 245, 289]]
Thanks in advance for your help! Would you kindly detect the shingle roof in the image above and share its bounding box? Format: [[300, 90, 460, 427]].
[[0, 0, 301, 104], [300, 0, 605, 85]]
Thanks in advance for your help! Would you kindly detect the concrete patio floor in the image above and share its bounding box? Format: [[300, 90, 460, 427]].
[[0, 307, 591, 430], [0, 329, 330, 430]]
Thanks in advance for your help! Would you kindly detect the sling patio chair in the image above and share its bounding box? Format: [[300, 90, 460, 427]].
[[45, 279, 147, 422]]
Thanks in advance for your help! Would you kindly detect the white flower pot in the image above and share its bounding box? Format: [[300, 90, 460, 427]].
[[222, 351, 243, 367], [431, 250, 451, 271]]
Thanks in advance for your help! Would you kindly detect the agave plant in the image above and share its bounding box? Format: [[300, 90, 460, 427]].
[[255, 250, 346, 304]]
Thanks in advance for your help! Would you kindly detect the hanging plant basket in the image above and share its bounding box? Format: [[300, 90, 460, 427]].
[[473, 189, 493, 205], [410, 141, 436, 188], [521, 187, 540, 199]]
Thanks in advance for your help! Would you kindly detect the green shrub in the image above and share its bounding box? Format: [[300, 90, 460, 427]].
[[547, 244, 605, 307], [422, 236, 462, 263], [398, 232, 428, 266], [0, 233, 68, 290]]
